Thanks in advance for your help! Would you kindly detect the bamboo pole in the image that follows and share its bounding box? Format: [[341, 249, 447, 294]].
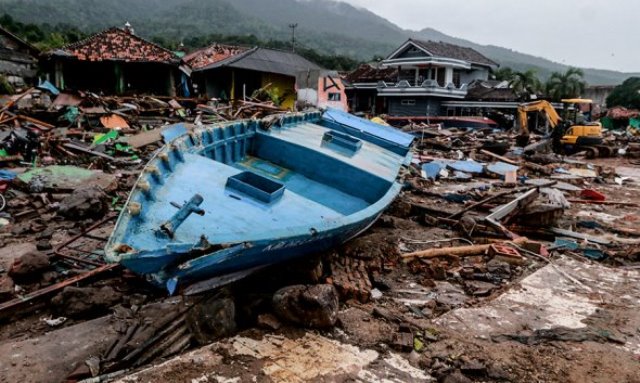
[[402, 236, 528, 262]]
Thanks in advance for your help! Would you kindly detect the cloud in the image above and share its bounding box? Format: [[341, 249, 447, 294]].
[[339, 0, 640, 72]]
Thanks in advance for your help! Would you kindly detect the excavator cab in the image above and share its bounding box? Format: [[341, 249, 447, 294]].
[[560, 98, 594, 124], [558, 99, 604, 155]]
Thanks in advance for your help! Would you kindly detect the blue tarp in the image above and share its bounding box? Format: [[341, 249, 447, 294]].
[[37, 80, 60, 96], [322, 108, 415, 150], [449, 160, 484, 174], [453, 171, 472, 180], [161, 123, 188, 143], [0, 170, 16, 181], [422, 162, 444, 180]]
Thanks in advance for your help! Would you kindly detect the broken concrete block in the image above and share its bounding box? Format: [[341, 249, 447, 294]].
[[52, 286, 122, 318], [488, 244, 527, 266], [273, 284, 339, 328], [256, 313, 282, 331], [8, 249, 50, 281], [58, 186, 109, 220], [187, 294, 236, 345], [16, 165, 117, 193]]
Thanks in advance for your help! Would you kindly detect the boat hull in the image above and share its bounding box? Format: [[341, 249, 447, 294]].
[[105, 110, 413, 293], [124, 204, 386, 292]]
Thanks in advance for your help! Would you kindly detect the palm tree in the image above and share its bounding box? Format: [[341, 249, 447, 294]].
[[509, 69, 542, 100], [545, 67, 587, 101], [492, 67, 514, 81]]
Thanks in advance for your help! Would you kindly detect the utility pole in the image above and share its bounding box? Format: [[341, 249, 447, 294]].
[[289, 23, 298, 52]]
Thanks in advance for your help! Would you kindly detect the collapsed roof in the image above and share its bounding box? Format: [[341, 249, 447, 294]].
[[48, 27, 179, 64]]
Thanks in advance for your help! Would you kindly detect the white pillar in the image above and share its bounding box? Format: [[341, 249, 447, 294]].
[[445, 67, 454, 85]]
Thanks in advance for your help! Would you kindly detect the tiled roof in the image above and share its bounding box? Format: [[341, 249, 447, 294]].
[[55, 27, 178, 64], [183, 43, 248, 70], [345, 63, 397, 83], [195, 47, 323, 76], [410, 39, 498, 67]]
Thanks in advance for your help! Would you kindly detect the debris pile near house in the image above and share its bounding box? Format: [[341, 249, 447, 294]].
[[0, 85, 288, 324]]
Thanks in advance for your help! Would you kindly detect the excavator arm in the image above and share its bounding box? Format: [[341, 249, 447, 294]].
[[517, 100, 561, 135]]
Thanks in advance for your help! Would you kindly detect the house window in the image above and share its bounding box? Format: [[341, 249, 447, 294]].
[[328, 92, 341, 101], [401, 99, 416, 106]]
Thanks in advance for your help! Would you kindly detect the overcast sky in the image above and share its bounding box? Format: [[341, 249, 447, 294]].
[[341, 0, 639, 73]]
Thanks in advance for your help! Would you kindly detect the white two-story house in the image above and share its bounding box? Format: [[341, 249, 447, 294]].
[[348, 39, 498, 116]]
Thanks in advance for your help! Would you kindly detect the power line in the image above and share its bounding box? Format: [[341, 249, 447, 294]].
[[288, 23, 298, 52]]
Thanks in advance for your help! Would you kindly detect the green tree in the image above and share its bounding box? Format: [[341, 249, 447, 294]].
[[0, 13, 86, 50], [509, 69, 542, 100], [492, 67, 514, 81], [606, 77, 640, 109], [545, 67, 587, 101]]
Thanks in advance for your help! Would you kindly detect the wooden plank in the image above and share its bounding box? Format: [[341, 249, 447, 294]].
[[479, 149, 520, 165], [127, 129, 162, 148]]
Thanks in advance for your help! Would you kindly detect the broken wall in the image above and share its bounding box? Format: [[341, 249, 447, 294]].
[[297, 70, 347, 111]]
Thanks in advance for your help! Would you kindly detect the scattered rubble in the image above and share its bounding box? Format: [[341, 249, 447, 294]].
[[0, 84, 639, 382], [57, 186, 109, 219]]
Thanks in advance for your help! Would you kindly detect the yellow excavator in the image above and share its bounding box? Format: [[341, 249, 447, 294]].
[[516, 99, 610, 158]]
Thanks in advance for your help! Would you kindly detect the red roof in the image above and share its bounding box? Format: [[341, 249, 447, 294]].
[[58, 27, 178, 63], [183, 43, 248, 70]]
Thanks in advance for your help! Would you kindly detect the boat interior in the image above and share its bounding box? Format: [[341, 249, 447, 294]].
[[122, 114, 405, 249]]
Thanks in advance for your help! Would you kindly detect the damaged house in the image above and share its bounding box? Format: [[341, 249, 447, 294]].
[[41, 25, 183, 96], [0, 25, 39, 88], [347, 39, 498, 116], [189, 45, 322, 110], [343, 63, 398, 115]]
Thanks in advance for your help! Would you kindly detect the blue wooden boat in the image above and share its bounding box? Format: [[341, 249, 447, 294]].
[[105, 108, 414, 293]]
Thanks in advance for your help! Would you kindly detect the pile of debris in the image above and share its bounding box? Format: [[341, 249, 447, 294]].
[[0, 84, 288, 335], [2, 103, 640, 382]]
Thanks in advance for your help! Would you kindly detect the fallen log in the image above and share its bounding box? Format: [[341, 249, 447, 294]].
[[402, 236, 528, 262], [479, 149, 520, 165]]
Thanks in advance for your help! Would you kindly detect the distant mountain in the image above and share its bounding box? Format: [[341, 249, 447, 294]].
[[0, 0, 636, 84], [413, 28, 637, 86]]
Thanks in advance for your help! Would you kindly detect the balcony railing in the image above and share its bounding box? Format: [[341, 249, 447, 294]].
[[377, 80, 468, 98]]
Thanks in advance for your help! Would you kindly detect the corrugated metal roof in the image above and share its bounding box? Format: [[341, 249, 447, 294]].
[[195, 47, 323, 76]]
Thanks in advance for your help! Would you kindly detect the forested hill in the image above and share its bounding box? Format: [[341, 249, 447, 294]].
[[0, 0, 636, 84]]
